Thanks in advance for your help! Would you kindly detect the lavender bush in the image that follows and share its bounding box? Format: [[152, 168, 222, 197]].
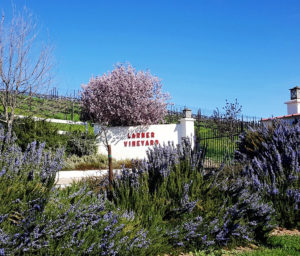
[[1, 184, 152, 255], [167, 168, 275, 251], [0, 129, 152, 255], [109, 139, 275, 253], [236, 121, 300, 228], [0, 129, 64, 255], [0, 129, 64, 215]]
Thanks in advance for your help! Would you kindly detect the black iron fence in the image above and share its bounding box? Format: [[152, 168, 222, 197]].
[[195, 116, 261, 169], [0, 88, 82, 121], [166, 106, 262, 169]]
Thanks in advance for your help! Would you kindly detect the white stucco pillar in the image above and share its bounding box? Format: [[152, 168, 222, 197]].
[[285, 99, 300, 115], [180, 109, 195, 148]]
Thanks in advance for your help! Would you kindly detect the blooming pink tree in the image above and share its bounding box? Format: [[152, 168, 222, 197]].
[[81, 64, 170, 126]]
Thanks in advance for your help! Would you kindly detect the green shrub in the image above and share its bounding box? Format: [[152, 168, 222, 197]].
[[12, 117, 66, 151], [12, 117, 97, 157], [65, 130, 96, 157], [236, 121, 300, 229], [235, 128, 270, 162], [105, 140, 275, 253], [0, 129, 64, 254], [0, 130, 154, 255], [35, 184, 153, 256]]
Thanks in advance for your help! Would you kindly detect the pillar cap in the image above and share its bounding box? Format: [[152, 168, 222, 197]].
[[183, 108, 192, 118]]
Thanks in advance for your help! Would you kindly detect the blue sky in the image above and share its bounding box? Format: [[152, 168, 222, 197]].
[[2, 0, 300, 118]]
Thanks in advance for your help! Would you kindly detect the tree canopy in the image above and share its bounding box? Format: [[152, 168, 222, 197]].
[[81, 64, 169, 126]]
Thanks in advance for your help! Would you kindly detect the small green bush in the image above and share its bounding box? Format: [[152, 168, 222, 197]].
[[12, 117, 97, 157], [12, 117, 66, 151], [65, 130, 96, 157]]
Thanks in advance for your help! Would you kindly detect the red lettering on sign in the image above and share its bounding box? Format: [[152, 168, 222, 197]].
[[124, 132, 158, 147]]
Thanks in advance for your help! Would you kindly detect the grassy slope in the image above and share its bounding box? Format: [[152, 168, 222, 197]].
[[0, 95, 94, 133], [195, 122, 239, 162], [0, 95, 82, 121]]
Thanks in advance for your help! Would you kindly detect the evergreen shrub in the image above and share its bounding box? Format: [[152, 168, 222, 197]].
[[12, 117, 97, 157], [12, 117, 65, 151], [0, 129, 64, 254], [65, 130, 96, 157], [108, 139, 275, 253], [0, 129, 152, 255], [236, 121, 300, 229]]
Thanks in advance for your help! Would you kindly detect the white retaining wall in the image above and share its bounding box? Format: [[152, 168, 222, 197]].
[[94, 116, 195, 160], [15, 115, 86, 125]]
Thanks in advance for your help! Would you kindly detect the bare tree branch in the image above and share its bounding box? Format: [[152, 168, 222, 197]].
[[0, 6, 53, 131]]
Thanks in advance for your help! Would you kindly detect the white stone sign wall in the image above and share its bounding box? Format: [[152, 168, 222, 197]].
[[94, 113, 195, 160]]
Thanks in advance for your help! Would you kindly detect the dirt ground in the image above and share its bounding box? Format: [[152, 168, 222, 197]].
[[270, 227, 300, 236]]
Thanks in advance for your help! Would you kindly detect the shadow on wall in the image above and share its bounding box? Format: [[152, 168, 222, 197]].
[[95, 125, 151, 146]]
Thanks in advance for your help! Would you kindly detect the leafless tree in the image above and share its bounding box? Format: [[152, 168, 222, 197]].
[[212, 99, 242, 138], [0, 6, 53, 132]]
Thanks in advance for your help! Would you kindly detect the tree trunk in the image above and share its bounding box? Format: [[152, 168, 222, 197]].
[[108, 145, 113, 189]]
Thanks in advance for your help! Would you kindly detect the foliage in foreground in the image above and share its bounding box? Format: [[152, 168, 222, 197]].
[[236, 121, 300, 229], [192, 235, 300, 255], [106, 140, 275, 253], [0, 130, 152, 255], [0, 129, 63, 254], [1, 119, 300, 255]]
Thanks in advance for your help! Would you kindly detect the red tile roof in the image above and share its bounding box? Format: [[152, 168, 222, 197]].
[[262, 113, 300, 121]]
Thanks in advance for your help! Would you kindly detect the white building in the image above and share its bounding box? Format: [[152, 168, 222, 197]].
[[262, 86, 300, 125]]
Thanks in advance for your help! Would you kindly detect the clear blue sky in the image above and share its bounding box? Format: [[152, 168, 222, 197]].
[[2, 0, 300, 118]]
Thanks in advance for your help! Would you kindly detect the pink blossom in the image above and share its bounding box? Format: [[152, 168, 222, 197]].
[[81, 63, 170, 126]]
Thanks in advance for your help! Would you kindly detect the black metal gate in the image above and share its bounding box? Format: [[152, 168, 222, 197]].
[[195, 117, 259, 169]]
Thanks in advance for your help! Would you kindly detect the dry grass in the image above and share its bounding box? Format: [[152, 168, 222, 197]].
[[63, 153, 133, 170]]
